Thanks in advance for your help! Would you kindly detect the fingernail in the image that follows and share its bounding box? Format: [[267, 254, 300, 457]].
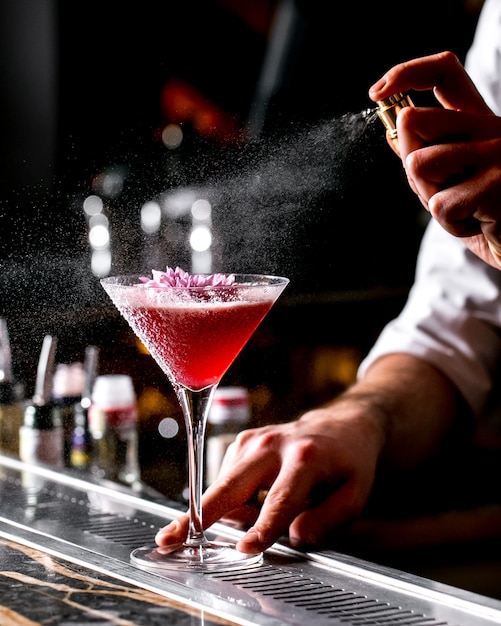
[[368, 78, 387, 97], [244, 529, 259, 542], [236, 529, 263, 554], [290, 531, 316, 548], [155, 519, 179, 542]]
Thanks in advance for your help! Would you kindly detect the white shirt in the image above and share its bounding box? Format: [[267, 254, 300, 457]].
[[358, 0, 501, 434]]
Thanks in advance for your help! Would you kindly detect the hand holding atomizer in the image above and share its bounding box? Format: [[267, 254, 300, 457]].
[[369, 50, 501, 271]]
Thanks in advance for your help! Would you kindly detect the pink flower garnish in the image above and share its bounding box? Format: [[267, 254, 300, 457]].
[[139, 266, 236, 288]]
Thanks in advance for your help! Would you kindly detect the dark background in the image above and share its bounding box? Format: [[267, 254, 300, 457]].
[[0, 0, 481, 258], [0, 0, 484, 416]]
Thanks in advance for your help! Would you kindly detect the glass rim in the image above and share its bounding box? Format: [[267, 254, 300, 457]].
[[100, 273, 290, 288]]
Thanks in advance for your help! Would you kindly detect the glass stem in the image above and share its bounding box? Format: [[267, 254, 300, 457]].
[[175, 383, 217, 547]]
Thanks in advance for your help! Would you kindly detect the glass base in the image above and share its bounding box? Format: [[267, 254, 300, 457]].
[[130, 542, 263, 572]]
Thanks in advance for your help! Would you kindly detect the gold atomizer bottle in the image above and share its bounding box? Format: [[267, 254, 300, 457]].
[[375, 92, 414, 149]]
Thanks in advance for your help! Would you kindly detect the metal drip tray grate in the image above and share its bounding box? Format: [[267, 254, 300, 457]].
[[0, 455, 500, 626], [72, 513, 157, 548], [208, 566, 443, 624]]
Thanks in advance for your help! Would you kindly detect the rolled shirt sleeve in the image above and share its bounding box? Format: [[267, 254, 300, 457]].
[[464, 0, 501, 116], [358, 221, 501, 420]]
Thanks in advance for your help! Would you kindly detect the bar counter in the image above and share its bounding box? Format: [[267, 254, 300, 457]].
[[1, 454, 501, 626]]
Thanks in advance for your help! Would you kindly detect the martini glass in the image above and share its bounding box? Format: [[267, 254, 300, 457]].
[[101, 270, 288, 570]]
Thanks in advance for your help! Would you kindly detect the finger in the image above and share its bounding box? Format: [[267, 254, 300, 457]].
[[218, 434, 246, 474], [397, 108, 501, 154], [402, 137, 492, 214], [487, 240, 501, 268], [288, 477, 371, 548], [429, 161, 501, 238], [155, 514, 190, 546], [369, 51, 491, 114], [220, 503, 261, 529], [235, 441, 340, 553], [201, 472, 272, 530], [401, 145, 443, 208], [235, 478, 315, 554], [462, 233, 498, 266], [404, 137, 501, 232]]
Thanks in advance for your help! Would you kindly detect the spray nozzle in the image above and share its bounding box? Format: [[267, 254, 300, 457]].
[[375, 92, 414, 144]]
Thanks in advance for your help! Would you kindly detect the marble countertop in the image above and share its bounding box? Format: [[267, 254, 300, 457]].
[[0, 538, 231, 626]]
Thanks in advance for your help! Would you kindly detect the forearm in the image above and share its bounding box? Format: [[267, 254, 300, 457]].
[[330, 353, 472, 467]]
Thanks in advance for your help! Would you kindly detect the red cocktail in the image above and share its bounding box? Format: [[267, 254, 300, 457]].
[[126, 299, 274, 390]]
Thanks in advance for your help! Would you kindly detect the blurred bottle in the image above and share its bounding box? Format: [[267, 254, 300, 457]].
[[0, 318, 25, 455], [19, 335, 63, 468], [206, 387, 250, 487], [52, 361, 85, 467], [70, 346, 99, 471], [88, 374, 140, 488]]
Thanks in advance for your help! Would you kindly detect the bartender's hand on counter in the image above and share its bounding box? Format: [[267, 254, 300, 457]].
[[156, 354, 461, 554], [369, 50, 501, 271], [156, 404, 383, 554]]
